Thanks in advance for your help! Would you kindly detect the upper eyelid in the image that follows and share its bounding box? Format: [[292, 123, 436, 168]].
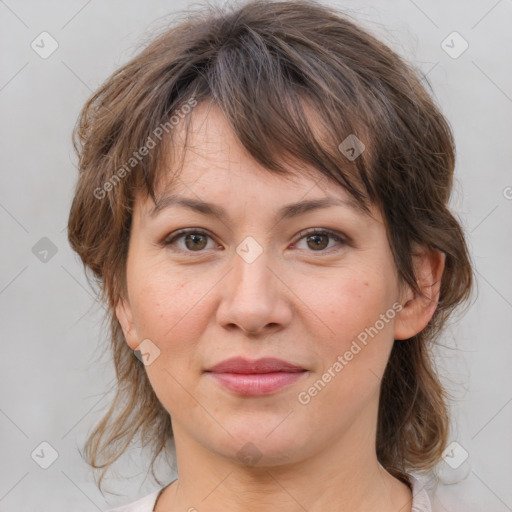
[[295, 228, 345, 241]]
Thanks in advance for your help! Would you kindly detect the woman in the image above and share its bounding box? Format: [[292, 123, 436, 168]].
[[67, 0, 474, 510]]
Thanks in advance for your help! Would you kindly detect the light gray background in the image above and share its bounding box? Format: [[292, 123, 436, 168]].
[[1, 0, 511, 511]]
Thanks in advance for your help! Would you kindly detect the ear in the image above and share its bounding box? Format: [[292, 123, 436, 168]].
[[394, 246, 446, 340], [115, 296, 140, 350]]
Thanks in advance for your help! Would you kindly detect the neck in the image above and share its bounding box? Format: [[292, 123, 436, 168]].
[[155, 418, 412, 512]]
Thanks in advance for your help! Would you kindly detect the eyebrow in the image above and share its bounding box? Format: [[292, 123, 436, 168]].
[[148, 194, 365, 222]]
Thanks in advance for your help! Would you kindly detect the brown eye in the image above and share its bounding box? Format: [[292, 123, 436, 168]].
[[306, 233, 329, 250], [294, 229, 346, 253], [183, 233, 208, 250], [164, 229, 214, 252]]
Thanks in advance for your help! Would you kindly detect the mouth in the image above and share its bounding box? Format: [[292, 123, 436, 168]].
[[204, 357, 308, 396]]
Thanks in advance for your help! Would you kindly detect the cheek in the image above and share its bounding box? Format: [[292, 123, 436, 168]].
[[294, 266, 396, 399], [294, 265, 395, 347], [127, 260, 220, 380], [131, 271, 208, 345], [127, 265, 213, 417]]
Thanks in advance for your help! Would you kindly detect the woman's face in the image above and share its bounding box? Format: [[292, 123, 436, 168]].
[[116, 103, 426, 468]]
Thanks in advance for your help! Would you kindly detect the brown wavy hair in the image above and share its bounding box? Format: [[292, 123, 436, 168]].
[[67, 0, 474, 492]]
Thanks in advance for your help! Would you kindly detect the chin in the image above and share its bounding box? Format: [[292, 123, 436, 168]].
[[205, 422, 312, 467]]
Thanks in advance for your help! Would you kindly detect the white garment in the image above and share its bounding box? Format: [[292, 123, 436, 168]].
[[105, 475, 432, 512]]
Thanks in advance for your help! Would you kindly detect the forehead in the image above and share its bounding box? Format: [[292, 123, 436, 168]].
[[156, 101, 317, 187], [134, 101, 378, 223]]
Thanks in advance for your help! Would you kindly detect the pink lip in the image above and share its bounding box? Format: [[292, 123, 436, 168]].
[[205, 357, 305, 374], [208, 371, 307, 396], [205, 357, 307, 396]]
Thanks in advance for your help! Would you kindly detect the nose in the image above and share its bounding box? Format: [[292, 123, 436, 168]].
[[216, 247, 293, 336]]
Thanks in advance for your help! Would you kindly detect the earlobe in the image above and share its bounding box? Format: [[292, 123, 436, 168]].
[[115, 297, 139, 350], [393, 247, 445, 341]]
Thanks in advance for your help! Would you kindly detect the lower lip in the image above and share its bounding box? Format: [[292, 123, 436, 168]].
[[207, 371, 307, 396]]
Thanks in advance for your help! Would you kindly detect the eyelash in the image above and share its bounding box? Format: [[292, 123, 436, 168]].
[[162, 228, 347, 255]]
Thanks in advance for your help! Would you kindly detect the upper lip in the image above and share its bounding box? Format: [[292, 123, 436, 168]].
[[205, 357, 306, 374]]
